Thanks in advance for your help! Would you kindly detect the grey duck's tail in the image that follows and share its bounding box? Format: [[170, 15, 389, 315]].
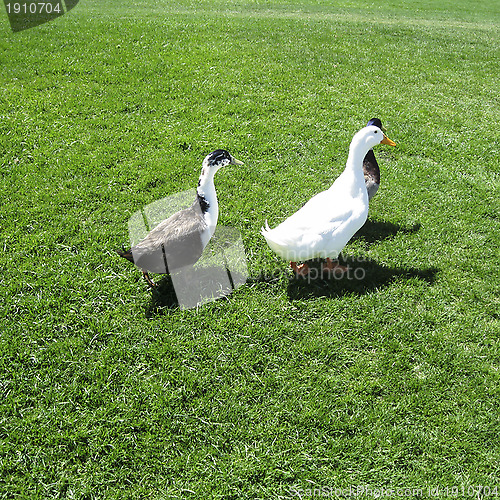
[[117, 248, 135, 264]]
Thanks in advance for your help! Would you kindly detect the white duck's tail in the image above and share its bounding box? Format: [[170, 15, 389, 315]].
[[261, 220, 280, 242], [261, 220, 292, 259], [260, 220, 272, 236]]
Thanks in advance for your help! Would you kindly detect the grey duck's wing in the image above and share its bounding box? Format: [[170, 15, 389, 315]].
[[363, 148, 380, 201], [131, 205, 208, 273]]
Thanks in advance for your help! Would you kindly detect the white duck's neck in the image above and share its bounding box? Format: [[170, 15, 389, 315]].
[[343, 139, 370, 197], [197, 166, 219, 235]]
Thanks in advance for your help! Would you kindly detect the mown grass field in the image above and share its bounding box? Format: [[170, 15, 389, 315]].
[[0, 0, 499, 498]]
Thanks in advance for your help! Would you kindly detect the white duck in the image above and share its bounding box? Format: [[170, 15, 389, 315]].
[[261, 125, 396, 276], [118, 149, 243, 287]]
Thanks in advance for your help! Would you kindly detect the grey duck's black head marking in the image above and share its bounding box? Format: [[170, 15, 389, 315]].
[[207, 149, 232, 167], [367, 118, 383, 129]]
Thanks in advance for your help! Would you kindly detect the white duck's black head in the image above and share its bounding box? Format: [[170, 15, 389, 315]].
[[367, 118, 383, 130]]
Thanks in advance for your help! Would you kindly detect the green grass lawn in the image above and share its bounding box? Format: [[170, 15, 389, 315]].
[[1, 0, 499, 498]]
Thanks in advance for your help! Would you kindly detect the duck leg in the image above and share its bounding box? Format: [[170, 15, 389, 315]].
[[142, 270, 156, 288], [290, 261, 310, 276], [322, 258, 349, 275]]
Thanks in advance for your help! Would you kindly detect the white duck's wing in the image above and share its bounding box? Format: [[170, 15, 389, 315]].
[[276, 205, 356, 246], [274, 187, 354, 234], [263, 192, 367, 261], [311, 203, 367, 256]]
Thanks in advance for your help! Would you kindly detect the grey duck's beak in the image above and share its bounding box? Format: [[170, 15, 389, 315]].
[[230, 155, 244, 165]]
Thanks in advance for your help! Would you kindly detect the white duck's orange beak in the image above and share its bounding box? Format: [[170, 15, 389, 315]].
[[381, 134, 396, 146]]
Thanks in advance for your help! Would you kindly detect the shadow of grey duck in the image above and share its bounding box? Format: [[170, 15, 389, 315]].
[[118, 149, 243, 287]]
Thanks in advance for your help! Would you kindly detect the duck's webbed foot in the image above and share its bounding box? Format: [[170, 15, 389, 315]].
[[290, 261, 310, 277], [142, 271, 156, 288], [322, 258, 348, 275]]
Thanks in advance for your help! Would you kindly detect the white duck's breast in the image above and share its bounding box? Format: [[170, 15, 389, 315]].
[[274, 180, 365, 233]]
